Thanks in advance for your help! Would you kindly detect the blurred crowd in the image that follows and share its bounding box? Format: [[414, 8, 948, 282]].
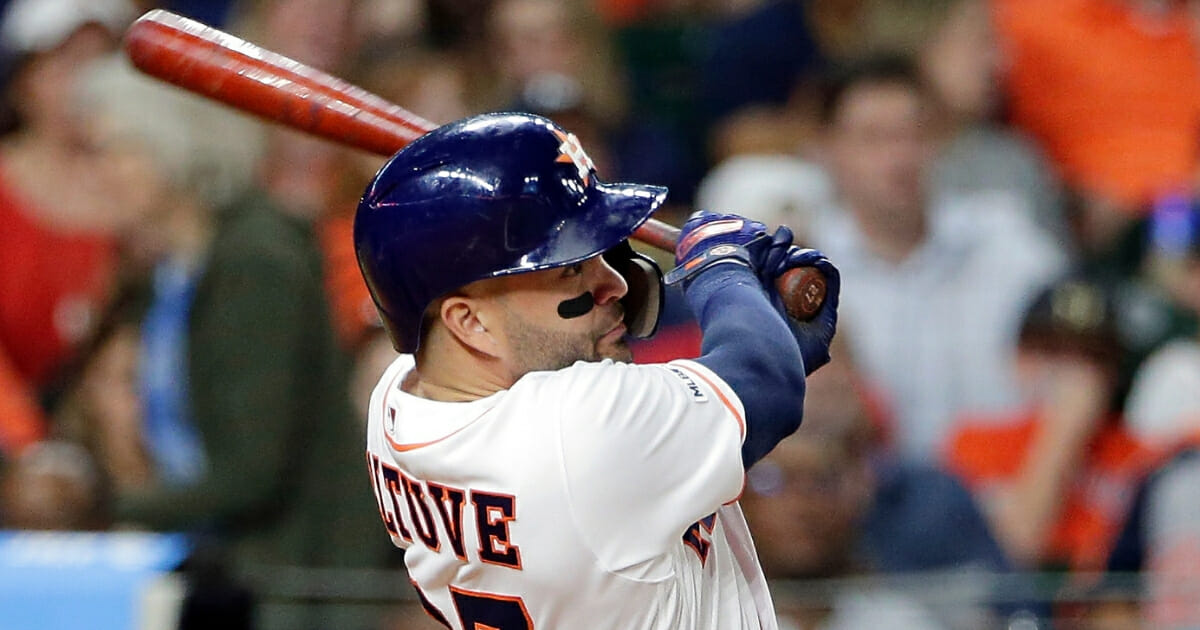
[[2, 0, 1200, 628]]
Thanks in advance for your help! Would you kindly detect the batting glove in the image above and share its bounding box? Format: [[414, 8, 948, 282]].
[[767, 247, 840, 375], [665, 211, 779, 286]]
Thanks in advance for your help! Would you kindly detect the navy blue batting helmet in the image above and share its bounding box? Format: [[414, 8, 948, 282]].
[[355, 112, 668, 353]]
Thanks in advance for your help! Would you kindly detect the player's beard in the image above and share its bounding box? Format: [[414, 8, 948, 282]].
[[504, 312, 632, 375]]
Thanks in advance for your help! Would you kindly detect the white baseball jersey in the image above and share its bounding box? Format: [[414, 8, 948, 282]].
[[364, 354, 778, 630]]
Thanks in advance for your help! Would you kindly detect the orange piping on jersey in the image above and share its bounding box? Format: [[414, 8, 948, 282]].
[[672, 363, 746, 438], [377, 364, 498, 452], [672, 362, 749, 505], [384, 407, 496, 452]]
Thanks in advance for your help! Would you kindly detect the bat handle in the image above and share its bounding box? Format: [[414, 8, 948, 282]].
[[632, 218, 827, 321]]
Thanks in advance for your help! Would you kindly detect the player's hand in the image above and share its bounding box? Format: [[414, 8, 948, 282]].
[[765, 247, 840, 376], [665, 210, 772, 285]]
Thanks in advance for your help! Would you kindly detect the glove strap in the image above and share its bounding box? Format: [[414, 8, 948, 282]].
[[665, 244, 753, 285]]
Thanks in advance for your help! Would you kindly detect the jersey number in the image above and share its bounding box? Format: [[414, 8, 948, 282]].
[[449, 587, 533, 630]]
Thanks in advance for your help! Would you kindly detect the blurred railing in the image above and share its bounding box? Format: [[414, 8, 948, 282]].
[[0, 530, 1167, 630], [238, 566, 1153, 630]]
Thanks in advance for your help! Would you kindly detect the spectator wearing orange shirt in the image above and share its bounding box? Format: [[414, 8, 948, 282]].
[[994, 0, 1200, 215], [946, 277, 1155, 571]]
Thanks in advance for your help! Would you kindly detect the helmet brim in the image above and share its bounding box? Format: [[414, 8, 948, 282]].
[[495, 180, 669, 276]]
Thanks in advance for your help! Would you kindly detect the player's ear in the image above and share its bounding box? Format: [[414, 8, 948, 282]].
[[440, 296, 502, 358]]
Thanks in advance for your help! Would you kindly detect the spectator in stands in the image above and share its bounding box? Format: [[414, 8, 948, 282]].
[[486, 0, 624, 125], [744, 343, 960, 628], [700, 0, 1065, 240], [1109, 196, 1200, 628], [697, 0, 825, 129], [860, 0, 1065, 240], [691, 3, 837, 234], [1126, 196, 1200, 451], [946, 277, 1154, 572], [576, 0, 715, 202], [484, 0, 696, 203], [696, 0, 1065, 245], [353, 47, 475, 129], [694, 151, 832, 245], [0, 0, 134, 456], [232, 0, 407, 431], [75, 54, 384, 630], [994, 0, 1200, 220], [0, 440, 105, 530], [801, 55, 1066, 461], [229, 0, 363, 223], [743, 430, 949, 629], [52, 303, 152, 495]]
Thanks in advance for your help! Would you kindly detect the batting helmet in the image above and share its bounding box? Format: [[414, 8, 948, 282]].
[[355, 112, 668, 353]]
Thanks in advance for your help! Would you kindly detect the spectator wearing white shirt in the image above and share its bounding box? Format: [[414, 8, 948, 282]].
[[696, 0, 1066, 248], [804, 55, 1068, 461]]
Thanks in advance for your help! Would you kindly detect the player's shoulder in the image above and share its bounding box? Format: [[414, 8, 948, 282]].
[[517, 358, 673, 388], [515, 358, 739, 411]]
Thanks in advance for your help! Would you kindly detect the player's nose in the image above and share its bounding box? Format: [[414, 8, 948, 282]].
[[588, 255, 628, 306]]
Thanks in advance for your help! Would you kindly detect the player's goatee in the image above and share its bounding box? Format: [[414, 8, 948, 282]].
[[506, 318, 632, 373]]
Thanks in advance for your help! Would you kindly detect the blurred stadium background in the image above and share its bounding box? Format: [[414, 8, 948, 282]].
[[3, 0, 1200, 628]]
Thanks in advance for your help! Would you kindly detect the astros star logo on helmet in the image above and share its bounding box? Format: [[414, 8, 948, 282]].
[[553, 129, 595, 186]]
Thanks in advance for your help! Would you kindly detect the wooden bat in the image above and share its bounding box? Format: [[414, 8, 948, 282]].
[[122, 9, 826, 320]]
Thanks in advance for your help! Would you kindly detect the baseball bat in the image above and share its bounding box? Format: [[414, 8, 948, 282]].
[[122, 10, 826, 320]]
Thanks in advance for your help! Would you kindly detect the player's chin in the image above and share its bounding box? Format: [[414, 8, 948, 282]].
[[596, 336, 633, 363]]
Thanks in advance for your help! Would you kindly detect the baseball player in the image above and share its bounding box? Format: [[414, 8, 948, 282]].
[[357, 112, 840, 629]]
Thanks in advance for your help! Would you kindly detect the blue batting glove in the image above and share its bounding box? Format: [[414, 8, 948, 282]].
[[666, 211, 774, 285], [766, 247, 840, 375]]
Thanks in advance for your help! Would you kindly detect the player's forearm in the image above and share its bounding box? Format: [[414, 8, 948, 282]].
[[687, 265, 807, 468]]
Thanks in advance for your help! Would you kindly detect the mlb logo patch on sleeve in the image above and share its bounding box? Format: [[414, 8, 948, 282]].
[[667, 367, 708, 402]]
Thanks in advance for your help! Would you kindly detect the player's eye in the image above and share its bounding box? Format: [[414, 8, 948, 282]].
[[562, 263, 584, 278]]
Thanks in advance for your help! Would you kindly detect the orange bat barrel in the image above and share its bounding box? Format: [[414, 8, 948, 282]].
[[123, 9, 433, 155]]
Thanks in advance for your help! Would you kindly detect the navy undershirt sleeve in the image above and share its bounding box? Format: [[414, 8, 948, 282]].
[[686, 264, 807, 468]]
